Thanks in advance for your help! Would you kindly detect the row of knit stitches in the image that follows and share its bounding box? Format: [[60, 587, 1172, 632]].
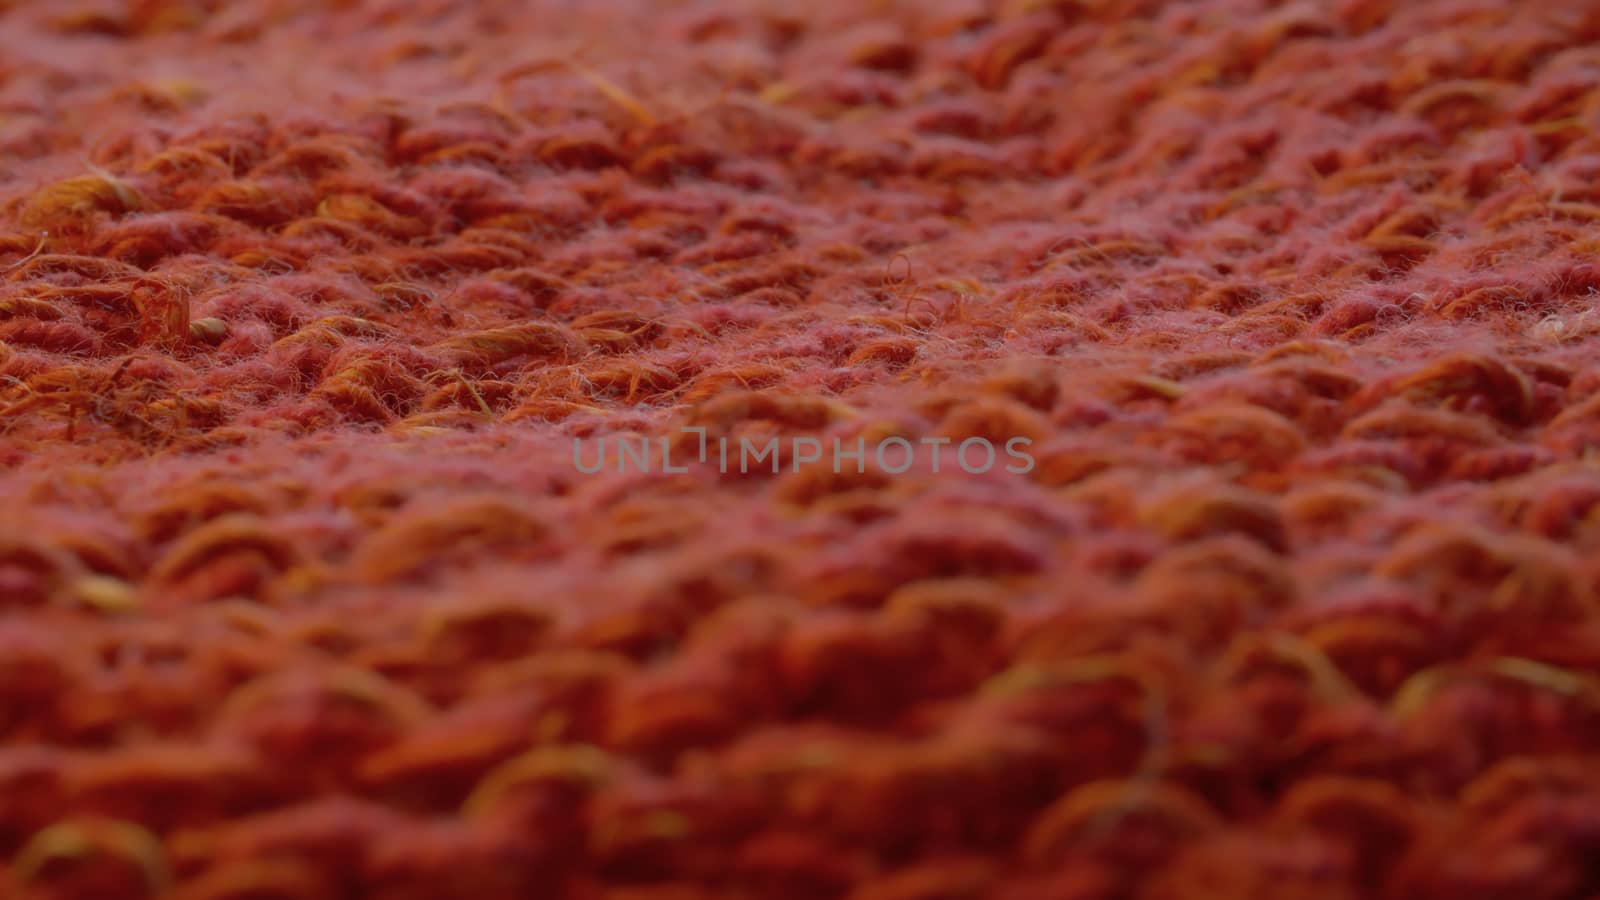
[[4, 0, 1600, 899]]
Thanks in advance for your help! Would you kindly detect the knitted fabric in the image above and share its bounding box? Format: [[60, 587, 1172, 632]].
[[4, 0, 1600, 898]]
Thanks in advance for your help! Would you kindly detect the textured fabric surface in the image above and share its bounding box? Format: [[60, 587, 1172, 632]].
[[4, 0, 1600, 897]]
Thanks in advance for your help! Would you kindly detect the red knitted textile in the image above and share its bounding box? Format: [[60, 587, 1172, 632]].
[[5, 0, 1600, 898]]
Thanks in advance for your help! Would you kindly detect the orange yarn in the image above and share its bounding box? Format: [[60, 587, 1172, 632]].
[[4, 0, 1600, 898]]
